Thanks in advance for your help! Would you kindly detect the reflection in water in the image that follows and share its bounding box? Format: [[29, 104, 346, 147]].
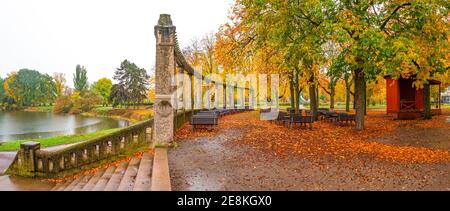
[[0, 111, 129, 142]]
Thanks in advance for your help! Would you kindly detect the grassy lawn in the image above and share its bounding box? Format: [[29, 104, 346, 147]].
[[94, 105, 114, 111], [36, 105, 54, 112], [441, 104, 450, 109], [23, 106, 54, 112], [0, 129, 119, 152]]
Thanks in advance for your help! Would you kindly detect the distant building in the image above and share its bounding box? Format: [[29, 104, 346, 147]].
[[442, 86, 450, 104]]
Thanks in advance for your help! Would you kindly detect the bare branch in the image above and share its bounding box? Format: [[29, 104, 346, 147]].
[[380, 2, 412, 30]]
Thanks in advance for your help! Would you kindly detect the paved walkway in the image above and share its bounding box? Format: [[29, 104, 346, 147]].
[[169, 111, 450, 191], [0, 152, 16, 174]]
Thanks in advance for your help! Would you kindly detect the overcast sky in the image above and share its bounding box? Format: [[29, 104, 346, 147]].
[[0, 0, 234, 87]]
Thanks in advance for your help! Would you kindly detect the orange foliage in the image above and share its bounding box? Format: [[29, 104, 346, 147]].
[[176, 111, 450, 164]]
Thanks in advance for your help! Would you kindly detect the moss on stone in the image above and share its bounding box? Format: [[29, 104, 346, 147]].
[[158, 14, 173, 26]]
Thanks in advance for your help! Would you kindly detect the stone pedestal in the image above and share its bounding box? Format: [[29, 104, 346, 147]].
[[17, 142, 40, 176]]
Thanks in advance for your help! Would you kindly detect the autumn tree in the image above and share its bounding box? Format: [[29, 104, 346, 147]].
[[183, 32, 220, 74], [53, 73, 67, 97], [74, 65, 88, 94], [223, 0, 449, 128], [147, 74, 156, 103], [3, 72, 17, 102], [93, 78, 113, 106], [0, 77, 5, 105], [228, 0, 336, 119], [331, 0, 449, 126]]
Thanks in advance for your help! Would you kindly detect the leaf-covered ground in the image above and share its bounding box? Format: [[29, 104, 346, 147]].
[[171, 110, 450, 190]]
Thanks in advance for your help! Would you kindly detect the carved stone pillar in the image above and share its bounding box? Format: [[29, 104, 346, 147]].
[[190, 74, 195, 110], [154, 14, 176, 145], [177, 66, 184, 110], [16, 142, 40, 177]]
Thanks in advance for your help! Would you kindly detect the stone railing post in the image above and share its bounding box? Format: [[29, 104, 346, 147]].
[[17, 142, 40, 176], [190, 74, 195, 110], [154, 14, 176, 146]]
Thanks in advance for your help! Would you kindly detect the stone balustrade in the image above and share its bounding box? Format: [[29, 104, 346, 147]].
[[7, 110, 194, 178]]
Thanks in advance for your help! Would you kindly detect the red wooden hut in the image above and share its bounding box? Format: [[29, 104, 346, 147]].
[[384, 76, 442, 120]]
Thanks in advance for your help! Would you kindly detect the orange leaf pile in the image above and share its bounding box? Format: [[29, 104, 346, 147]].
[[176, 110, 450, 165]]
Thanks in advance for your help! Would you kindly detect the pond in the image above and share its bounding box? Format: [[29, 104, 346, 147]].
[[0, 111, 129, 142]]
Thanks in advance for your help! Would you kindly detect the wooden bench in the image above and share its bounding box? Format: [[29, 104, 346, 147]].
[[273, 112, 289, 126], [318, 108, 329, 120], [191, 112, 219, 130], [300, 116, 314, 129], [290, 115, 314, 129], [336, 113, 356, 125], [323, 112, 339, 122]]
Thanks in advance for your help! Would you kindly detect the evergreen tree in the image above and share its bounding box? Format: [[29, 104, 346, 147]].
[[74, 65, 88, 93], [113, 60, 150, 107]]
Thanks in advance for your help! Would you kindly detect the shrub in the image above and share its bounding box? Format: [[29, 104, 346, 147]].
[[53, 95, 73, 114], [54, 90, 102, 114], [69, 107, 82, 114]]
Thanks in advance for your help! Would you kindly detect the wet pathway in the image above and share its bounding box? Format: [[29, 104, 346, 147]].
[[0, 152, 15, 174], [0, 175, 54, 191]]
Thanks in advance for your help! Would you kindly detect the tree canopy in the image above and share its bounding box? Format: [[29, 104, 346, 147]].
[[93, 78, 113, 106], [214, 0, 449, 129], [113, 60, 150, 106], [5, 69, 56, 106], [74, 65, 88, 93]]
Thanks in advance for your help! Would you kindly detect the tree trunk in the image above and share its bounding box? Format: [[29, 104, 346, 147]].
[[316, 85, 320, 109], [345, 77, 351, 112], [309, 76, 318, 121], [294, 87, 300, 112], [364, 80, 367, 116], [423, 83, 432, 119], [354, 68, 365, 130], [293, 69, 300, 113], [289, 75, 296, 110], [330, 85, 335, 110], [353, 77, 356, 110]]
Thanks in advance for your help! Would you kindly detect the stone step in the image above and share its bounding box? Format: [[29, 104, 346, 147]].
[[92, 166, 117, 191], [51, 180, 66, 191], [151, 148, 171, 191], [56, 178, 75, 191], [63, 175, 85, 191], [117, 157, 141, 191], [71, 174, 94, 191], [49, 150, 161, 192], [51, 180, 72, 191], [133, 152, 153, 191], [81, 169, 106, 191], [104, 162, 129, 191]]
